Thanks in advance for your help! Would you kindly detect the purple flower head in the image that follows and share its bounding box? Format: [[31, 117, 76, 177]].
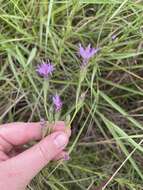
[[40, 118, 46, 128], [111, 34, 117, 41], [79, 43, 99, 65], [36, 60, 54, 78], [53, 94, 62, 112], [64, 153, 70, 161]]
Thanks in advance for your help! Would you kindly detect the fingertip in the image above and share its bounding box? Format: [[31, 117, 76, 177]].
[[52, 121, 65, 131], [53, 132, 69, 149], [23, 122, 42, 141], [52, 121, 71, 137], [64, 127, 71, 138]]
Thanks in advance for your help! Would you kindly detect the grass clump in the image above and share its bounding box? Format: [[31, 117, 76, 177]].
[[1, 0, 143, 189]]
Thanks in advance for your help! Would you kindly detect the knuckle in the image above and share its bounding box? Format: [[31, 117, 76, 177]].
[[37, 144, 50, 163]]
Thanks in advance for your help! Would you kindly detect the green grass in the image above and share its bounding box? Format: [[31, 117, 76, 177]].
[[1, 0, 143, 189]]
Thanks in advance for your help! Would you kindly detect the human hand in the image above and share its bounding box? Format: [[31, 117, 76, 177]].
[[0, 122, 71, 190]]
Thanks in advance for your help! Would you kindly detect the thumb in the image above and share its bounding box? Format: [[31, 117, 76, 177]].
[[2, 132, 69, 186]]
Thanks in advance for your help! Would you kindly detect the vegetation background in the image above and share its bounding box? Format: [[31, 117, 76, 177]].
[[0, 0, 143, 189]]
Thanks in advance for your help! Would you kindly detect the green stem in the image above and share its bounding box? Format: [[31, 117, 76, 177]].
[[43, 78, 49, 119]]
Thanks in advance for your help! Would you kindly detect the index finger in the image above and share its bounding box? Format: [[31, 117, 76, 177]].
[[0, 121, 69, 153]]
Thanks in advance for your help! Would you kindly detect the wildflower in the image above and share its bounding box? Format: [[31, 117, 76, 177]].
[[79, 43, 99, 65], [40, 118, 46, 128], [36, 61, 54, 77], [53, 94, 62, 112], [111, 34, 117, 41], [64, 153, 70, 161]]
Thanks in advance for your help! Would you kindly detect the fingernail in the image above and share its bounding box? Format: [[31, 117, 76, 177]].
[[54, 133, 68, 148]]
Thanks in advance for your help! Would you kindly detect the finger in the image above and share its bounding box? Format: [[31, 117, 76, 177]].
[[4, 131, 69, 183], [54, 151, 70, 161], [0, 121, 69, 153], [40, 121, 71, 137], [8, 151, 70, 162], [51, 121, 71, 137], [1, 121, 68, 134], [0, 151, 9, 162], [8, 147, 70, 160], [0, 122, 42, 149]]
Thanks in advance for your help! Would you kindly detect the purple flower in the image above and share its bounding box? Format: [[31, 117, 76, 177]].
[[36, 61, 54, 78], [111, 34, 117, 41], [79, 43, 99, 65], [40, 118, 46, 128], [64, 153, 70, 161], [53, 95, 62, 112]]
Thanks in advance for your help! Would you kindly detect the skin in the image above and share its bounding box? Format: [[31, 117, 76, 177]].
[[0, 121, 71, 190]]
